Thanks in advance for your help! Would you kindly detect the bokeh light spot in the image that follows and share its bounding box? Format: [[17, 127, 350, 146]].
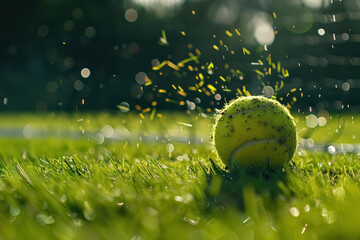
[[135, 72, 147, 85], [342, 82, 350, 91], [94, 133, 105, 145], [64, 20, 74, 32], [132, 0, 185, 18], [74, 80, 84, 91], [125, 9, 138, 22], [72, 8, 83, 19], [342, 33, 349, 41], [318, 28, 325, 36], [318, 117, 327, 127], [129, 42, 140, 54], [151, 59, 160, 67], [85, 26, 96, 38], [305, 138, 315, 148], [303, 0, 324, 9], [186, 101, 196, 111], [23, 124, 34, 138], [81, 68, 91, 78], [254, 23, 275, 45], [306, 114, 318, 128], [37, 25, 49, 38], [101, 125, 114, 138]]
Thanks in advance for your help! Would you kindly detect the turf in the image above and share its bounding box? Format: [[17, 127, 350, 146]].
[[0, 112, 359, 239]]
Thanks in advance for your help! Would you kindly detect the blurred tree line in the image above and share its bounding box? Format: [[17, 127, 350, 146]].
[[0, 0, 359, 112]]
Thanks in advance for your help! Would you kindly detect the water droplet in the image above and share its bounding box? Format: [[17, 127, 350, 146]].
[[290, 207, 300, 217], [305, 138, 314, 148], [262, 86, 274, 98], [118, 102, 130, 113], [322, 208, 337, 224], [327, 145, 336, 154], [166, 143, 175, 153]]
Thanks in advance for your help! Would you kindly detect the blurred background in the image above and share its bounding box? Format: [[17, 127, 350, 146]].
[[1, 0, 359, 113]]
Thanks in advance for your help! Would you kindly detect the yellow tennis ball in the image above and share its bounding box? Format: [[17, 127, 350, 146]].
[[213, 96, 297, 169]]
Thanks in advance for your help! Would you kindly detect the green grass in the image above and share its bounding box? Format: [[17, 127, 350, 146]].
[[0, 112, 360, 239]]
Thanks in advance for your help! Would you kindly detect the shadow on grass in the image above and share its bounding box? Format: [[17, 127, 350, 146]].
[[202, 158, 293, 212]]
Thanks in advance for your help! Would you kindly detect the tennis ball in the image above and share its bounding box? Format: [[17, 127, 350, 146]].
[[213, 96, 297, 169]]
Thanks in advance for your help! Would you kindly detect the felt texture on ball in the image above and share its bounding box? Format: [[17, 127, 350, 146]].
[[213, 96, 297, 169]]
